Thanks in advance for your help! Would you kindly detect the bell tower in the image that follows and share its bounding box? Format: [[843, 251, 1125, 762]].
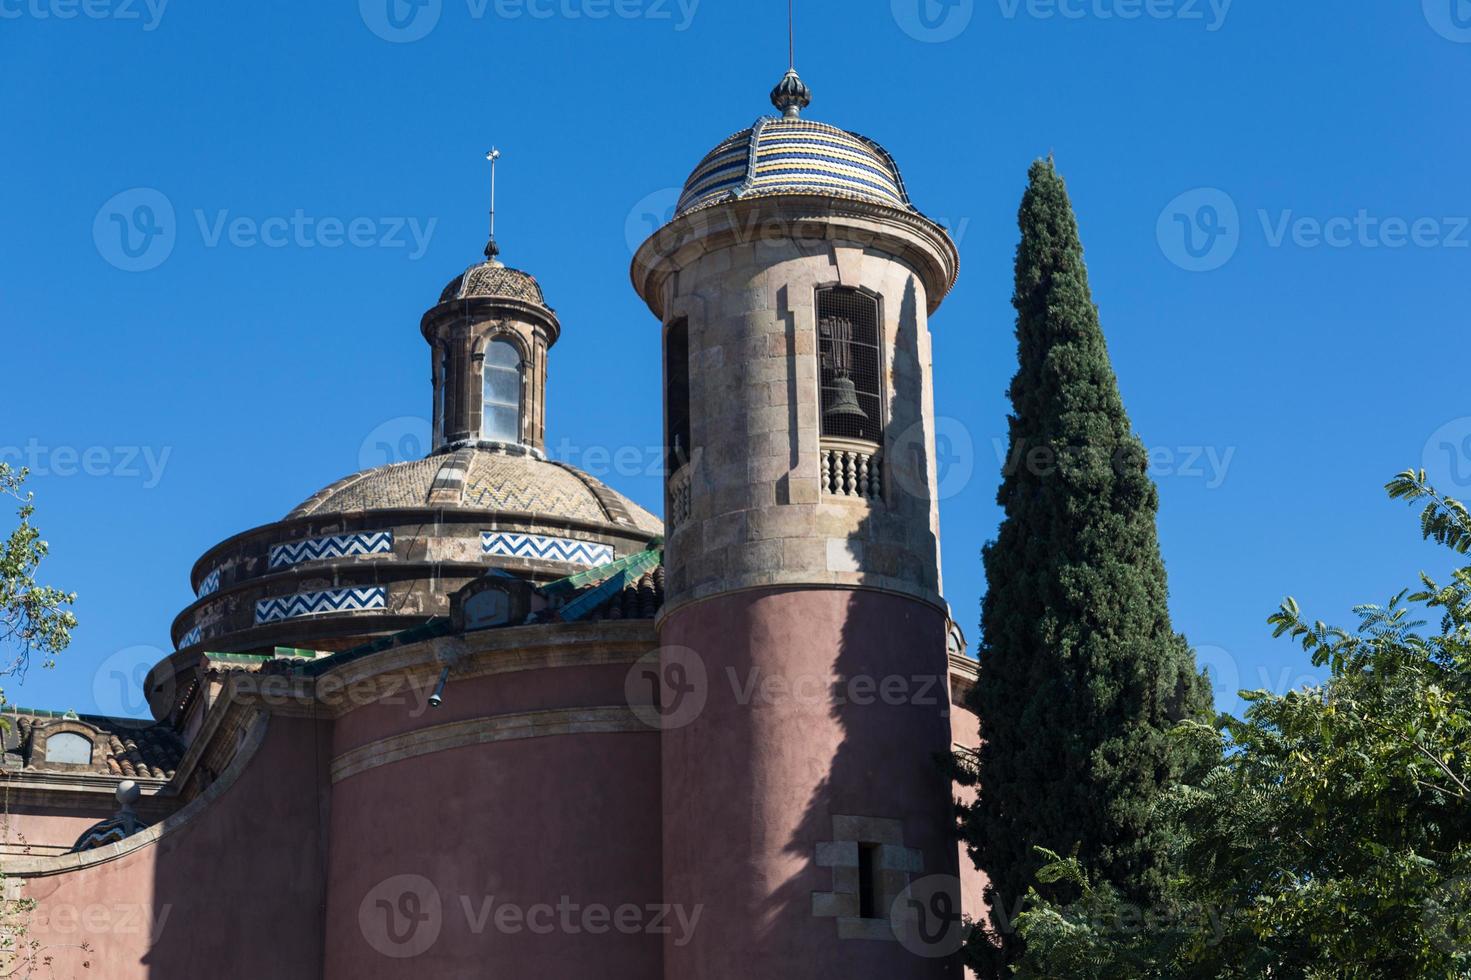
[[633, 69, 964, 978]]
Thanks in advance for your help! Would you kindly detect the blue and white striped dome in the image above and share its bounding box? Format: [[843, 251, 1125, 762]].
[[675, 116, 920, 218]]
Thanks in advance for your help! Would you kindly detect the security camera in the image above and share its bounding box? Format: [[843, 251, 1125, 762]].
[[429, 665, 450, 708]]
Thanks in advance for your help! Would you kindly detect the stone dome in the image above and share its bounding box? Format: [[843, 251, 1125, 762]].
[[286, 446, 661, 533], [675, 116, 921, 219], [439, 260, 548, 307]]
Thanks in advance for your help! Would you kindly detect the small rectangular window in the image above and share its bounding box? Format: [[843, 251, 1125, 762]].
[[858, 843, 882, 919], [817, 288, 882, 443], [665, 319, 692, 474]]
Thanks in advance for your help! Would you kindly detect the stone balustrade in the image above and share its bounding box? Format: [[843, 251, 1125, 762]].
[[821, 441, 883, 501]]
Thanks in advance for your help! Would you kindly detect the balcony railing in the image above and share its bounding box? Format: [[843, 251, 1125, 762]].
[[821, 440, 882, 501]]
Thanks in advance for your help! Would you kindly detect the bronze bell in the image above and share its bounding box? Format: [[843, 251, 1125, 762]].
[[824, 374, 868, 420]]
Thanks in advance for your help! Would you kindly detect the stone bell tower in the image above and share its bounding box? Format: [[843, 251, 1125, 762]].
[[632, 69, 963, 978]]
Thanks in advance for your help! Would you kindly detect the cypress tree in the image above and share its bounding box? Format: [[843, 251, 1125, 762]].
[[960, 158, 1212, 970]]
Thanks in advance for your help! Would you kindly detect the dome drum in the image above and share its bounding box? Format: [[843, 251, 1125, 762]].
[[174, 510, 655, 640], [160, 444, 662, 721]]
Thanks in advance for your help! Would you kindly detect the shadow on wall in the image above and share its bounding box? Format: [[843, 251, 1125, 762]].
[[766, 275, 965, 976], [138, 713, 331, 978], [6, 713, 330, 978]]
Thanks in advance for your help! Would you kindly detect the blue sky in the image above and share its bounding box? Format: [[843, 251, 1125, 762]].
[[2, 0, 1467, 718]]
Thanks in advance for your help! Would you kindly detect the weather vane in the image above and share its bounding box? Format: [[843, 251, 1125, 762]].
[[485, 147, 502, 260]]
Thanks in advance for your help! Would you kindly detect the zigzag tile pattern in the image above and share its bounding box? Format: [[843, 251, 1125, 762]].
[[254, 587, 388, 625], [288, 457, 444, 518], [178, 625, 202, 649], [462, 453, 610, 524], [269, 531, 393, 570], [283, 449, 662, 534], [481, 532, 614, 568], [197, 568, 221, 598]]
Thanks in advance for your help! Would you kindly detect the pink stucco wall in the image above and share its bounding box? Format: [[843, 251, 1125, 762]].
[[7, 629, 980, 978], [2, 809, 111, 856], [12, 715, 329, 979], [320, 663, 664, 979], [330, 661, 636, 757], [660, 587, 964, 979]]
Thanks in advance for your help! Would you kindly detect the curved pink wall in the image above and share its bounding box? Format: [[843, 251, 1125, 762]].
[[7, 633, 978, 977], [13, 716, 329, 979], [321, 665, 664, 978], [660, 587, 963, 979], [331, 661, 636, 757], [2, 810, 112, 856]]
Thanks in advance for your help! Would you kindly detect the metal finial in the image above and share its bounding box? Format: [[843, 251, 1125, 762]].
[[484, 147, 502, 262], [770, 68, 811, 118], [788, 0, 794, 69]]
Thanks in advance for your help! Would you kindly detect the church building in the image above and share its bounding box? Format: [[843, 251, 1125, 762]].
[[0, 67, 984, 978]]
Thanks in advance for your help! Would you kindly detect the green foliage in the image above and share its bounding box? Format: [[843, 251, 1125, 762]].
[[958, 158, 1212, 974], [1010, 472, 1471, 978], [1387, 469, 1471, 555], [0, 463, 77, 700]]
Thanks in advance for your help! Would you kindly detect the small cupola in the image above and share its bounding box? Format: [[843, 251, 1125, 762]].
[[420, 151, 559, 455]]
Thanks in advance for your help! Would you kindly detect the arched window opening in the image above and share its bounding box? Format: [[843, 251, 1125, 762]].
[[482, 339, 523, 443], [817, 287, 882, 442], [46, 731, 93, 765], [665, 319, 692, 474]]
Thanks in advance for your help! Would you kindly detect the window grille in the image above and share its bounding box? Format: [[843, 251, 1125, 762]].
[[817, 288, 882, 442]]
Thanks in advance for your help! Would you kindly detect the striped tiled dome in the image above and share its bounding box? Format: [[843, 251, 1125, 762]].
[[675, 116, 917, 218]]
